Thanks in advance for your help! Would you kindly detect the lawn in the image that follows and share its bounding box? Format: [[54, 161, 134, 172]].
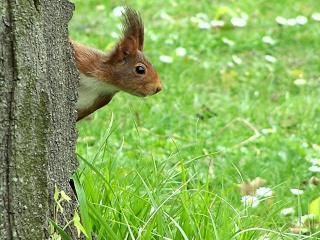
[[66, 0, 320, 239]]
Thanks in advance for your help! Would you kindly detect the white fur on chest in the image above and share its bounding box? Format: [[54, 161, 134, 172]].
[[75, 74, 119, 110]]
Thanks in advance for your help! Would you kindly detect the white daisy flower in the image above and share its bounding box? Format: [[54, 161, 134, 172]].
[[312, 13, 320, 21], [159, 55, 173, 63], [280, 207, 294, 216], [230, 17, 247, 27], [241, 195, 259, 208], [262, 36, 276, 45], [299, 214, 316, 224], [196, 13, 208, 21], [211, 20, 225, 27], [261, 128, 276, 134], [222, 37, 235, 46], [290, 189, 304, 195], [255, 187, 273, 198], [198, 21, 211, 29], [265, 55, 277, 63], [293, 79, 306, 86], [112, 6, 125, 17], [276, 16, 287, 25], [232, 55, 242, 65], [175, 47, 187, 57], [296, 16, 308, 25], [308, 165, 320, 172], [310, 158, 320, 165]]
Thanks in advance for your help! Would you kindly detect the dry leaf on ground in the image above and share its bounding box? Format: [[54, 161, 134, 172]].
[[237, 177, 267, 196]]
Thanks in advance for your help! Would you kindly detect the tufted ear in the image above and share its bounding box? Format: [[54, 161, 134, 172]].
[[121, 35, 138, 55], [121, 6, 144, 51]]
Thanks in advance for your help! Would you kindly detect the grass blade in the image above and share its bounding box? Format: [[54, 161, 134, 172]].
[[50, 219, 73, 240], [87, 201, 119, 240], [71, 173, 92, 240]]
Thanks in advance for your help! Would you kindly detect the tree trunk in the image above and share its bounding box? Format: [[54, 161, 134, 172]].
[[0, 0, 79, 239]]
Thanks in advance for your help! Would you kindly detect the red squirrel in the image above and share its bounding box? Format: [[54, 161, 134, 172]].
[[70, 6, 162, 121]]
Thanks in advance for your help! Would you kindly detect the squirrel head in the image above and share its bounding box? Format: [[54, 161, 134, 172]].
[[101, 6, 162, 97]]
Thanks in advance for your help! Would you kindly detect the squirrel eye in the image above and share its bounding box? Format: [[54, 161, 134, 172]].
[[135, 65, 145, 75]]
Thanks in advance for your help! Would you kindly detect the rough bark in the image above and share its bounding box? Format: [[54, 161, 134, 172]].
[[0, 0, 78, 239]]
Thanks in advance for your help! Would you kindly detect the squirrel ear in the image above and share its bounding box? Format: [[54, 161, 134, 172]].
[[121, 36, 138, 55]]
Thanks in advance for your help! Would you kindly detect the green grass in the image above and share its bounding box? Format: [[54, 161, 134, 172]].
[[69, 0, 320, 239]]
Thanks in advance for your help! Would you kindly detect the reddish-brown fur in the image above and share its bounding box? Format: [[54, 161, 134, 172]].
[[70, 6, 162, 121]]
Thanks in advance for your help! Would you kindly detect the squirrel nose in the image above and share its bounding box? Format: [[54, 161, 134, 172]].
[[155, 85, 162, 93]]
